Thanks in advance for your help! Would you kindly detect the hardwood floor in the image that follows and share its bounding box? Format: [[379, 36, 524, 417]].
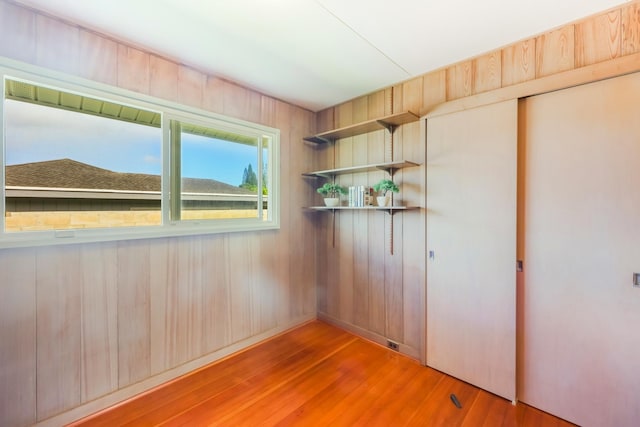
[[69, 321, 574, 426]]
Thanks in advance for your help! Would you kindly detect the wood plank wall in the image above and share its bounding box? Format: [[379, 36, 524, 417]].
[[1, 0, 640, 426], [0, 1, 317, 426], [316, 0, 640, 360]]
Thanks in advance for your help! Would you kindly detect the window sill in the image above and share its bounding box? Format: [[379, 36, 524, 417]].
[[0, 220, 280, 249]]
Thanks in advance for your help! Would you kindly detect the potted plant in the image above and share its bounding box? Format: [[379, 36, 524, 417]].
[[373, 179, 399, 207], [317, 182, 347, 207]]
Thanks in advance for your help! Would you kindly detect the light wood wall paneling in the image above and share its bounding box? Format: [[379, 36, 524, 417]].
[[252, 234, 278, 332], [351, 97, 370, 329], [421, 70, 447, 115], [0, 1, 36, 63], [401, 77, 424, 113], [446, 60, 474, 100], [78, 29, 118, 86], [203, 76, 225, 114], [274, 100, 296, 326], [260, 95, 277, 128], [263, 100, 296, 328], [335, 102, 355, 326], [150, 55, 179, 102], [535, 25, 575, 78], [227, 234, 254, 343], [149, 237, 171, 374], [289, 107, 318, 318], [384, 206, 404, 342], [365, 90, 385, 119], [427, 50, 640, 121], [386, 90, 406, 343], [474, 50, 502, 94], [266, 232, 284, 329], [389, 85, 401, 159], [222, 81, 262, 123], [316, 106, 336, 180], [391, 84, 403, 116], [117, 45, 150, 95], [365, 91, 387, 337], [117, 239, 151, 388], [622, 2, 640, 55], [35, 13, 80, 76], [275, 99, 293, 224], [315, 213, 337, 317], [248, 235, 273, 334], [351, 208, 370, 329], [201, 234, 232, 353], [316, 99, 337, 320], [79, 242, 118, 402], [0, 248, 36, 427], [352, 95, 369, 125], [288, 160, 307, 320], [36, 245, 82, 420], [400, 120, 424, 355], [178, 65, 205, 108], [315, 107, 335, 134], [385, 121, 405, 342], [367, 88, 392, 322], [366, 180, 387, 336], [247, 235, 276, 333], [502, 39, 536, 87], [316, 84, 423, 348], [149, 237, 205, 372], [575, 10, 621, 68]]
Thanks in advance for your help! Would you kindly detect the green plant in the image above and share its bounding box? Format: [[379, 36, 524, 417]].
[[317, 182, 347, 198], [373, 179, 399, 196]]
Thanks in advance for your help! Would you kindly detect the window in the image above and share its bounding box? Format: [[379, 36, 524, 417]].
[[4, 79, 163, 232], [171, 120, 271, 222], [0, 62, 279, 247]]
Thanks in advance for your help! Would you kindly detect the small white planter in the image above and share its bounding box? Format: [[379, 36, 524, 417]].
[[377, 195, 389, 207], [324, 197, 340, 207]]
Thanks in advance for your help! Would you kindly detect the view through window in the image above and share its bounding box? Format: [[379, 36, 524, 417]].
[[4, 90, 163, 231], [176, 121, 267, 221], [1, 73, 279, 242]]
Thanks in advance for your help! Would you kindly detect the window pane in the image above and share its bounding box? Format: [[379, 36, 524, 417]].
[[4, 87, 162, 232], [179, 123, 261, 221], [262, 136, 271, 221]]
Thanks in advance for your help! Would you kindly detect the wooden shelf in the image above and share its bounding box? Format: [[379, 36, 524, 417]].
[[303, 111, 419, 144], [302, 109, 419, 254], [303, 160, 420, 178], [306, 206, 419, 215]]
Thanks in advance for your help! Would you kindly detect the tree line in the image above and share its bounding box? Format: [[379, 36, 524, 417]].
[[240, 163, 268, 194]]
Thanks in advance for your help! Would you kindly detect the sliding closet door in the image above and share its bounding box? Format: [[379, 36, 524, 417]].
[[426, 99, 517, 401], [521, 73, 640, 426]]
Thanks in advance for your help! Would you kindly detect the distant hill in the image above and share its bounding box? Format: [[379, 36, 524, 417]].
[[5, 158, 253, 195]]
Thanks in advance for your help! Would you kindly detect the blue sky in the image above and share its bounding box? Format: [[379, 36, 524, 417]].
[[5, 100, 257, 186]]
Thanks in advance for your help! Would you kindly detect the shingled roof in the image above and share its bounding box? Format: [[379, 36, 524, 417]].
[[5, 158, 253, 195]]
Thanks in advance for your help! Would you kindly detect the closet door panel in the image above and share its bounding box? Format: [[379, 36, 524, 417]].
[[521, 72, 640, 427], [426, 99, 517, 400]]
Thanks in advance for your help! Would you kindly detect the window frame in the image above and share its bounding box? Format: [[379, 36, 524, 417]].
[[167, 113, 272, 223], [0, 58, 280, 249]]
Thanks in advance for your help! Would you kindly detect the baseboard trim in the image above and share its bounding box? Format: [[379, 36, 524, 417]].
[[39, 314, 316, 427], [317, 312, 421, 361]]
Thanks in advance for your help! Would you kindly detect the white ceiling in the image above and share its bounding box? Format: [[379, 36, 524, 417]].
[[14, 0, 629, 111]]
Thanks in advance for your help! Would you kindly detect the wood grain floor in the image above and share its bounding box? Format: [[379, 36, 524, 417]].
[[69, 321, 574, 427]]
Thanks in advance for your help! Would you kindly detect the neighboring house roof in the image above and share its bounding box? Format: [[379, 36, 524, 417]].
[[5, 158, 253, 195]]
